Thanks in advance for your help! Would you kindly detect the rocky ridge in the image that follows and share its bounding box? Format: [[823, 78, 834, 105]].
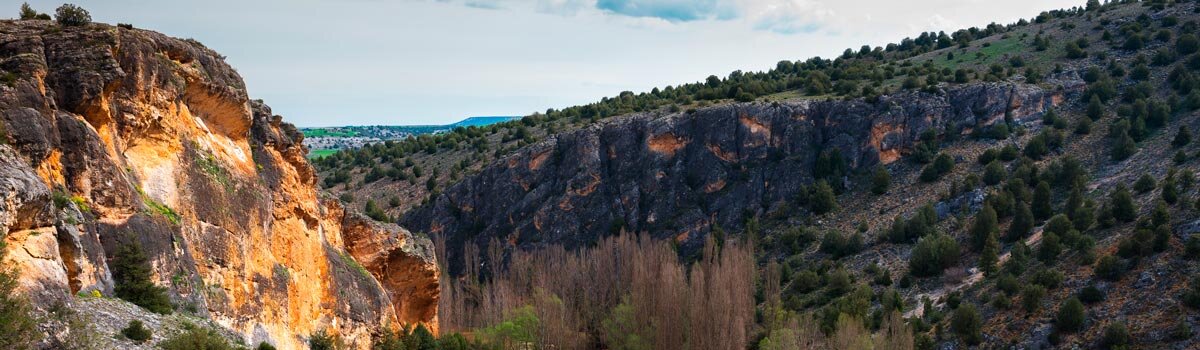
[[0, 19, 437, 349]]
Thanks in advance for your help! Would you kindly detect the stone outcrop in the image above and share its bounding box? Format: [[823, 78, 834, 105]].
[[402, 83, 1062, 275], [0, 19, 437, 349]]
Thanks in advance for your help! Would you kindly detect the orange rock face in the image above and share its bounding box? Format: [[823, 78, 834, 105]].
[[0, 20, 437, 349]]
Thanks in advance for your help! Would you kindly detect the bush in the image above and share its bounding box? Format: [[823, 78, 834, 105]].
[[1134, 174, 1156, 193], [54, 4, 90, 26], [810, 180, 838, 214], [256, 342, 277, 350], [0, 242, 39, 349], [819, 231, 862, 259], [1100, 322, 1131, 349], [952, 304, 983, 345], [159, 325, 237, 350], [309, 330, 338, 350], [870, 165, 891, 195], [112, 241, 173, 314], [1055, 297, 1086, 333], [920, 153, 955, 182], [909, 233, 960, 277], [983, 161, 1006, 185], [1095, 255, 1124, 281], [121, 320, 152, 343], [1021, 285, 1046, 313], [1078, 285, 1105, 304], [1109, 185, 1137, 223]]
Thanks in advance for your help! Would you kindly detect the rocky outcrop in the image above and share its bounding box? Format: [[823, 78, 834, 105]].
[[0, 19, 437, 349], [402, 83, 1062, 275]]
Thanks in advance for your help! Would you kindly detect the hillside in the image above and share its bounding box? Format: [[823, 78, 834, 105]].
[[325, 0, 1200, 349], [0, 14, 437, 350]]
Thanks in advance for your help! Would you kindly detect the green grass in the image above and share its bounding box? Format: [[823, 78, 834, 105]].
[[307, 149, 338, 159], [143, 196, 181, 225], [338, 251, 372, 280]]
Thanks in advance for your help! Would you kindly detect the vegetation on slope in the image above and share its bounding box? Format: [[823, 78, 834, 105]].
[[408, 0, 1200, 349]]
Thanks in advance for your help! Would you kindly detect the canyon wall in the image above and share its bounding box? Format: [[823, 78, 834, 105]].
[[0, 20, 437, 349], [402, 83, 1066, 275]]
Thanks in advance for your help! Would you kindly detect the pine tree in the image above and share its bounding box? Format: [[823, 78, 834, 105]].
[[18, 3, 37, 20], [1032, 181, 1053, 221], [112, 241, 173, 314], [971, 205, 999, 251], [979, 230, 1000, 276], [1008, 202, 1034, 242]]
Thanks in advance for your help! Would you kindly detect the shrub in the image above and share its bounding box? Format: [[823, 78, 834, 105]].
[[983, 161, 1005, 185], [1021, 285, 1046, 313], [1109, 185, 1137, 222], [256, 342, 277, 350], [909, 233, 960, 277], [1056, 297, 1086, 333], [1134, 174, 1156, 193], [920, 153, 955, 182], [0, 242, 38, 349], [1078, 285, 1105, 304], [112, 241, 173, 314], [1095, 255, 1124, 281], [1175, 126, 1193, 148], [871, 165, 891, 195], [810, 180, 838, 214], [159, 324, 237, 350], [819, 231, 862, 259], [121, 320, 152, 343], [951, 304, 982, 345], [1100, 323, 1130, 349], [996, 273, 1020, 295], [54, 4, 90, 26], [309, 330, 338, 350]]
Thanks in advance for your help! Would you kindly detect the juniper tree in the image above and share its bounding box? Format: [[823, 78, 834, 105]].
[[112, 241, 173, 314], [971, 204, 1000, 251]]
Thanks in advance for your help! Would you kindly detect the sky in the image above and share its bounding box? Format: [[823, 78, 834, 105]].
[[22, 0, 1083, 126]]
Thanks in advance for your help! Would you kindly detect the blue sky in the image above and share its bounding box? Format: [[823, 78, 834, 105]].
[[21, 0, 1082, 126]]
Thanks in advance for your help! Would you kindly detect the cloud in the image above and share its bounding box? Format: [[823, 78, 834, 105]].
[[536, 0, 593, 15], [594, 0, 734, 22], [736, 0, 835, 34], [439, 0, 837, 35]]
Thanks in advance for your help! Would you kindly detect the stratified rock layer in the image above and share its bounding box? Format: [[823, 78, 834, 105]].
[[0, 20, 437, 349], [403, 83, 1062, 274]]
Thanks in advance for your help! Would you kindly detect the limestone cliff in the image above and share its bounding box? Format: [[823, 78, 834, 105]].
[[0, 19, 437, 348], [402, 83, 1064, 275]]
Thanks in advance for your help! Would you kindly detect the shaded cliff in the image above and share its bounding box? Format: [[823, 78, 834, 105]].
[[402, 83, 1064, 274], [0, 19, 437, 348]]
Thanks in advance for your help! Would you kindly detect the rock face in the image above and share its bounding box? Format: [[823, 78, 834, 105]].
[[0, 20, 437, 349], [402, 83, 1061, 274]]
